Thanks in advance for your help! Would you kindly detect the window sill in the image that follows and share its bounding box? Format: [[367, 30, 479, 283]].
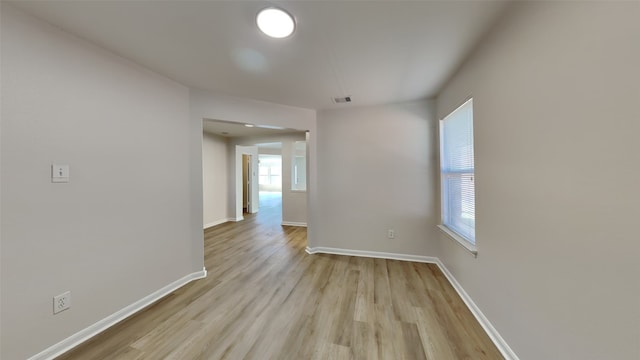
[[437, 225, 478, 257], [290, 189, 307, 193]]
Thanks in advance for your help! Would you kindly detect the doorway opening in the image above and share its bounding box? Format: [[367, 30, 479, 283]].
[[258, 152, 283, 223], [202, 119, 309, 232], [236, 145, 259, 220], [242, 154, 252, 214]]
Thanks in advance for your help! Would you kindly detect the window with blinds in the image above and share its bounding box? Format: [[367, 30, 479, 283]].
[[440, 99, 475, 244]]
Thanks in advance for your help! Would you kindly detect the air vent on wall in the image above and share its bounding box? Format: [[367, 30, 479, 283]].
[[332, 96, 352, 104]]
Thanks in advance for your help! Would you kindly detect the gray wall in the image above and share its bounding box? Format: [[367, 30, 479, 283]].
[[435, 2, 640, 359], [315, 100, 439, 256], [202, 132, 229, 228], [1, 5, 198, 359]]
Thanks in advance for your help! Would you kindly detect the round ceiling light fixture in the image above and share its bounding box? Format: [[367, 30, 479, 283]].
[[256, 7, 295, 38]]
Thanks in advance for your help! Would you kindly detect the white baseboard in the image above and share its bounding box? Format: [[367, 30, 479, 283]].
[[28, 268, 208, 360], [305, 246, 518, 360], [233, 216, 244, 222], [203, 218, 233, 229], [432, 259, 519, 360], [305, 246, 438, 263], [281, 221, 307, 227]]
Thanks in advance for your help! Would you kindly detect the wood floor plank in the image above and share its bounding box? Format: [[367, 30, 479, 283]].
[[414, 305, 459, 360], [331, 269, 360, 347], [57, 192, 503, 360], [353, 257, 375, 323], [351, 320, 377, 360], [401, 321, 428, 360], [374, 304, 406, 360]]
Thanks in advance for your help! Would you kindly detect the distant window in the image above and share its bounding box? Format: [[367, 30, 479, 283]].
[[440, 99, 475, 244], [258, 155, 281, 185], [291, 141, 307, 191]]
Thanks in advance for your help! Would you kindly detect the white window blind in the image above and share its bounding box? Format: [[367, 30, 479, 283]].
[[440, 99, 475, 244]]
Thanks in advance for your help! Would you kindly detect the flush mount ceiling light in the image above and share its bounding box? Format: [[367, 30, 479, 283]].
[[256, 7, 295, 38], [244, 124, 255, 127]]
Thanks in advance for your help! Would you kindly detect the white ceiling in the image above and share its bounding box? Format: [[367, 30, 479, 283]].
[[10, 0, 510, 110]]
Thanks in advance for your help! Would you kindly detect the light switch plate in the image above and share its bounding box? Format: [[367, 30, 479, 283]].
[[52, 164, 70, 183]]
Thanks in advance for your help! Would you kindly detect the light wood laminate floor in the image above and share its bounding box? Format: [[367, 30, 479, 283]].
[[58, 192, 502, 359]]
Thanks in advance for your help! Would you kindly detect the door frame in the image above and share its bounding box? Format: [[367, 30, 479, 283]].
[[235, 145, 259, 220]]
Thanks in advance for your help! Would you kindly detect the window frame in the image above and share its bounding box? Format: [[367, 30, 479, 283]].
[[438, 98, 477, 256]]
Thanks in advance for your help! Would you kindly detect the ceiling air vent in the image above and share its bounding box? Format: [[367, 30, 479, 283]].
[[332, 96, 352, 104]]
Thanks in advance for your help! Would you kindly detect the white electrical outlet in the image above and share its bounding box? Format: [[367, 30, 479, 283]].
[[53, 291, 71, 314], [387, 229, 395, 239]]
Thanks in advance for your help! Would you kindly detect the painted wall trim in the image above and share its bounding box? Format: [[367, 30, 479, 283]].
[[203, 218, 234, 229], [433, 259, 519, 360], [304, 246, 519, 360], [233, 216, 244, 222], [305, 246, 438, 263], [281, 221, 307, 227], [27, 268, 208, 360]]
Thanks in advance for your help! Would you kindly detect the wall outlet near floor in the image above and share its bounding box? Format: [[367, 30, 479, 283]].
[[387, 229, 395, 239], [53, 291, 71, 314]]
